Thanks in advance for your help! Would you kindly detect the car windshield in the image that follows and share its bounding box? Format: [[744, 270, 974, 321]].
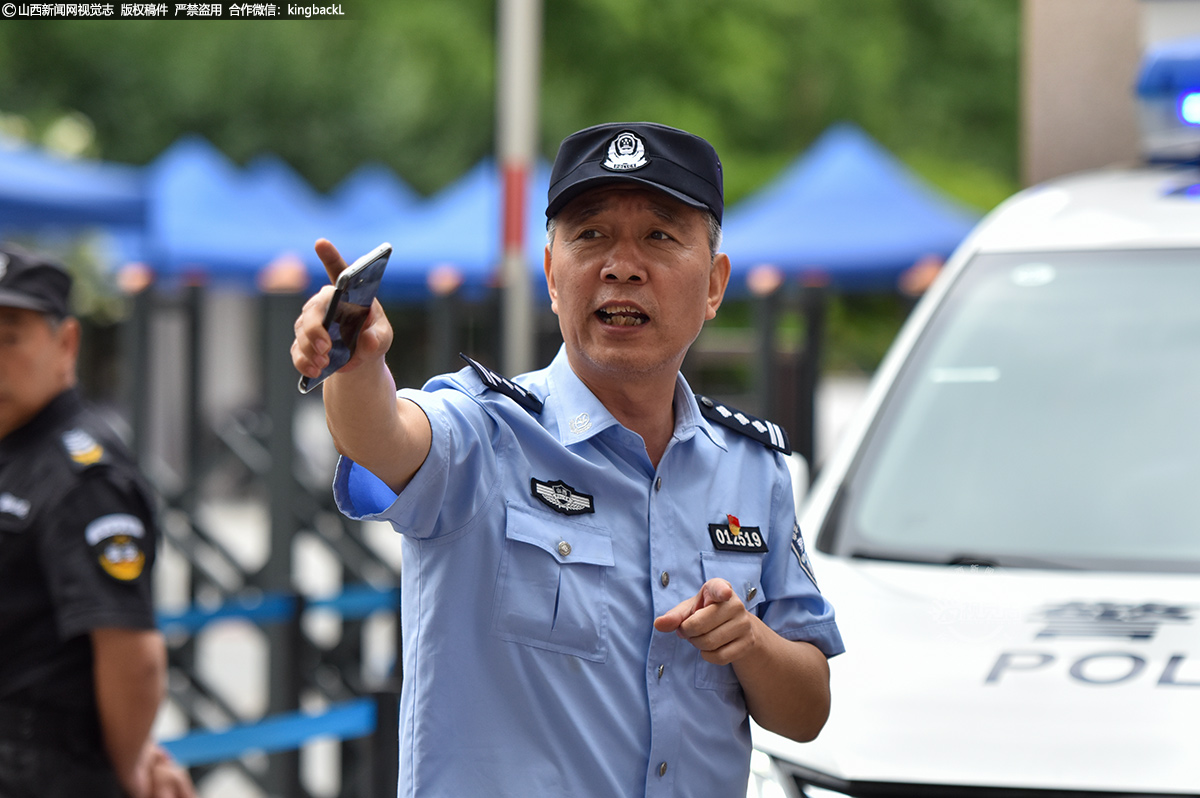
[[835, 249, 1200, 572]]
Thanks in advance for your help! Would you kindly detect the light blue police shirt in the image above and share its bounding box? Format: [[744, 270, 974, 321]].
[[334, 346, 843, 798]]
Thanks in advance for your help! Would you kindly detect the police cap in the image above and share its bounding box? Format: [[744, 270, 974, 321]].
[[546, 122, 724, 224], [0, 244, 72, 319]]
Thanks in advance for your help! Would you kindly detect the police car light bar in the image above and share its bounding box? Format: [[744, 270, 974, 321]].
[[1181, 91, 1200, 125], [1136, 36, 1200, 160]]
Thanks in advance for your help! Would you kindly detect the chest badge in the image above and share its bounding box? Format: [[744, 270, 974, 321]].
[[709, 513, 768, 553], [532, 478, 594, 515]]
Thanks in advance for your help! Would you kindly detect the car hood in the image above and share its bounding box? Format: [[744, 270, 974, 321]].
[[754, 554, 1200, 792]]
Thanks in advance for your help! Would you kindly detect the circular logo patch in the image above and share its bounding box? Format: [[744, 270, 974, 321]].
[[98, 535, 146, 580], [86, 513, 147, 581], [603, 131, 648, 171]]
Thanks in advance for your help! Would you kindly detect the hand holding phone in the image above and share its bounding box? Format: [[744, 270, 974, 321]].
[[297, 241, 392, 394]]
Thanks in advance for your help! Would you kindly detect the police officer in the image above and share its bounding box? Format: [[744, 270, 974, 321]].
[[292, 122, 843, 796], [0, 245, 194, 798]]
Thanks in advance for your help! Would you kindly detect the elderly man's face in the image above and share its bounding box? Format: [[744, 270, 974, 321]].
[[0, 308, 78, 438], [544, 185, 729, 387]]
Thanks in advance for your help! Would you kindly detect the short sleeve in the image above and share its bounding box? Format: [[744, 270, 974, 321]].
[[40, 471, 157, 640], [758, 459, 844, 657], [333, 386, 503, 540]]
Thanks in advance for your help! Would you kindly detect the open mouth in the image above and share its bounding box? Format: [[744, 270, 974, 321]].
[[596, 305, 649, 327]]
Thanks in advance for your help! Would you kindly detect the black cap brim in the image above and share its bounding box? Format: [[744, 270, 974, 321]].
[[0, 289, 55, 314], [546, 173, 711, 220]]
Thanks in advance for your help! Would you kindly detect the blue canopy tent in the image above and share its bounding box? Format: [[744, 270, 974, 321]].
[[330, 163, 422, 231], [386, 158, 552, 301], [0, 137, 146, 229], [242, 153, 332, 229], [135, 136, 553, 301], [132, 136, 348, 290], [312, 163, 427, 296], [136, 136, 422, 296], [721, 123, 980, 294]]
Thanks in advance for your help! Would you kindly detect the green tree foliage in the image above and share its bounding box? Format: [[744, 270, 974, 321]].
[[0, 2, 498, 193], [0, 0, 1020, 373], [0, 0, 1018, 206], [543, 0, 1019, 206]]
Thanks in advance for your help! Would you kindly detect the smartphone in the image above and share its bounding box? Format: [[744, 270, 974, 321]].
[[297, 242, 393, 394]]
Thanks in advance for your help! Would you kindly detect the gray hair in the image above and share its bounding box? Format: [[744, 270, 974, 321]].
[[546, 212, 723, 261]]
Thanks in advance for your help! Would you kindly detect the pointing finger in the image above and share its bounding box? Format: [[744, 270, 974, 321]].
[[653, 579, 735, 634], [700, 578, 734, 607], [314, 238, 348, 284], [654, 593, 701, 634]]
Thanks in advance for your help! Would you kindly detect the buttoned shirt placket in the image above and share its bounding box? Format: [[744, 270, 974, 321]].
[[645, 441, 681, 795], [550, 368, 709, 795]]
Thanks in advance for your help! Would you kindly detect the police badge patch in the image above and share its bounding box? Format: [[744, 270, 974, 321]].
[[603, 131, 649, 171], [531, 478, 594, 515], [792, 520, 818, 587], [86, 513, 147, 581]]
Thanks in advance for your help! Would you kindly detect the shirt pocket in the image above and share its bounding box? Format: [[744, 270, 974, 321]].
[[491, 502, 614, 662], [694, 551, 767, 690]]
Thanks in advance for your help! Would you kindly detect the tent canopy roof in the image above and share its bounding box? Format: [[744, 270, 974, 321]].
[[721, 123, 979, 292], [4, 126, 981, 297], [0, 136, 145, 228]]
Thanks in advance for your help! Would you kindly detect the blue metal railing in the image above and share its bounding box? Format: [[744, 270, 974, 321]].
[[162, 698, 376, 767], [155, 585, 401, 797]]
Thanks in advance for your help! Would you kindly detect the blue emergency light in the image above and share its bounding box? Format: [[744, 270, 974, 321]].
[[1181, 92, 1200, 125], [1137, 36, 1200, 158]]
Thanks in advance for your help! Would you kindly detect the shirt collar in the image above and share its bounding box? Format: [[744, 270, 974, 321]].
[[545, 347, 619, 445], [675, 372, 727, 451], [544, 346, 727, 452]]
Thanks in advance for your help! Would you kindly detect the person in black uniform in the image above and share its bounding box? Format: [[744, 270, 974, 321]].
[[0, 244, 194, 798]]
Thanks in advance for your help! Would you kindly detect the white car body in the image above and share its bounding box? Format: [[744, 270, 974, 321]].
[[752, 163, 1200, 797]]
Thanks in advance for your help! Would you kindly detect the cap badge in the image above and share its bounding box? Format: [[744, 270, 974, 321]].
[[603, 131, 648, 172]]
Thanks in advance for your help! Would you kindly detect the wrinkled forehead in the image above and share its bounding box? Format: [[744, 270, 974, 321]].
[[555, 183, 700, 225]]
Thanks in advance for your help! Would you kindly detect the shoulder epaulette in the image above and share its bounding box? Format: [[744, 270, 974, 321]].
[[460, 354, 543, 414], [695, 395, 790, 454], [59, 427, 111, 471]]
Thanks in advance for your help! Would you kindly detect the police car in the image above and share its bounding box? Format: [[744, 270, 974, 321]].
[[748, 37, 1200, 798]]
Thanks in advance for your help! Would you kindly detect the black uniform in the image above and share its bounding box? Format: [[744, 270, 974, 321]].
[[0, 388, 159, 797]]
